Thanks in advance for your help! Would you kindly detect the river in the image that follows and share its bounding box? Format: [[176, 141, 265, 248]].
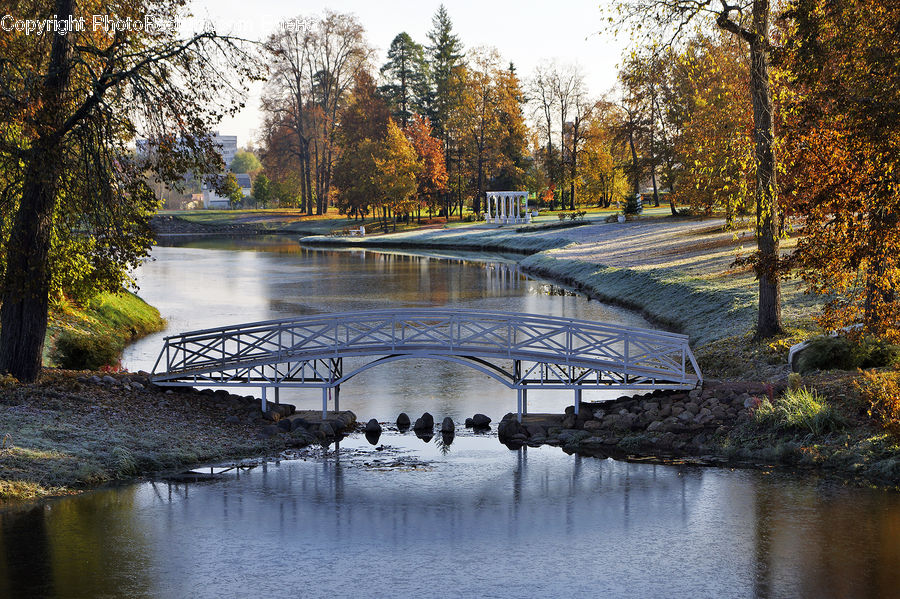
[[2, 236, 898, 598]]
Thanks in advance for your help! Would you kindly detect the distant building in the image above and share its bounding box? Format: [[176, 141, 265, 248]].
[[135, 131, 238, 169], [211, 132, 238, 168], [201, 173, 252, 209], [136, 131, 242, 209]]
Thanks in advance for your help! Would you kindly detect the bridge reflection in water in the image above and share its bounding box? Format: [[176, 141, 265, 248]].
[[151, 309, 702, 420]]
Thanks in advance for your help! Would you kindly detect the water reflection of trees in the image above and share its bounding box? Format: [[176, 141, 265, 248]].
[[0, 487, 154, 598], [750, 476, 900, 598]]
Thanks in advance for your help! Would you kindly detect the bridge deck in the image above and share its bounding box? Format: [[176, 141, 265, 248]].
[[151, 309, 703, 420]]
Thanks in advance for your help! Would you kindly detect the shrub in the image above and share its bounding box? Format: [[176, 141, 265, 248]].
[[52, 329, 120, 370], [558, 212, 568, 221], [788, 372, 802, 392], [796, 335, 856, 373], [753, 387, 843, 436], [853, 337, 900, 369], [855, 370, 900, 434], [623, 194, 643, 215], [796, 335, 900, 374], [677, 207, 695, 217]]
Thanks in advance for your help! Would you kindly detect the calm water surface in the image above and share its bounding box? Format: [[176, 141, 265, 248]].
[[122, 236, 652, 419], [2, 237, 899, 598]]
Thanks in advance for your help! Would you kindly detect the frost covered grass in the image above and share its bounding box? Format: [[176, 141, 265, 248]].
[[0, 371, 280, 501], [302, 225, 577, 253]]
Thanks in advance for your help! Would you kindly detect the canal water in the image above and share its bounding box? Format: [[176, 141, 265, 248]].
[[2, 237, 899, 598]]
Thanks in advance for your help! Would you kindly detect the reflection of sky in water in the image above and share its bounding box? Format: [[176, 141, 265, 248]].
[[3, 434, 900, 598], [123, 239, 651, 420]]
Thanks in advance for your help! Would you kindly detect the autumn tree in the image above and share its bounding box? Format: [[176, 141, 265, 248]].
[[457, 50, 502, 216], [782, 0, 900, 340], [529, 61, 590, 210], [615, 0, 784, 337], [576, 103, 624, 207], [263, 12, 370, 215], [528, 62, 562, 209], [619, 53, 667, 208], [670, 35, 755, 226], [492, 64, 530, 192], [0, 0, 259, 382], [405, 115, 448, 219], [223, 173, 245, 208], [373, 121, 422, 226], [332, 71, 391, 219], [380, 33, 429, 128]]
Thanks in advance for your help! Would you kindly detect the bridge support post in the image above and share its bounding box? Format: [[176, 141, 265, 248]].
[[261, 386, 267, 413], [517, 389, 523, 423], [522, 387, 527, 415], [334, 385, 340, 412], [574, 388, 582, 415], [274, 388, 280, 405], [322, 387, 328, 421]]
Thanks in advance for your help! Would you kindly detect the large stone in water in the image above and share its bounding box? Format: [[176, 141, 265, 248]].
[[497, 417, 525, 442], [441, 417, 455, 434], [413, 412, 434, 431], [471, 413, 491, 428], [366, 419, 382, 434], [396, 413, 411, 429]]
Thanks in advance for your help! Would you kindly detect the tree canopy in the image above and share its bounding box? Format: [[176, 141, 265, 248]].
[[0, 0, 260, 381]]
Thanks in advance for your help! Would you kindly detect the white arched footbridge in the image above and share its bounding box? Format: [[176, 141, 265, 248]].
[[151, 309, 703, 421]]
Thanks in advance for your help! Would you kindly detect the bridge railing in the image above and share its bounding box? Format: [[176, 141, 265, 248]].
[[152, 309, 702, 385]]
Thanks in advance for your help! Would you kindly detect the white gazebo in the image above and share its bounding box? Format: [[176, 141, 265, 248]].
[[484, 191, 530, 225]]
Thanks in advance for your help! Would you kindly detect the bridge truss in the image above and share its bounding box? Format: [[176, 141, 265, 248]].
[[151, 309, 703, 420]]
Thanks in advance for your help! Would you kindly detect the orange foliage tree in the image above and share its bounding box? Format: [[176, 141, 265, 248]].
[[781, 0, 900, 341], [404, 115, 448, 219], [670, 35, 755, 228]]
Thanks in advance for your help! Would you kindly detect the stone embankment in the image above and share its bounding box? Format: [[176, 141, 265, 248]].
[[79, 372, 357, 448], [151, 215, 262, 235], [497, 381, 781, 458]]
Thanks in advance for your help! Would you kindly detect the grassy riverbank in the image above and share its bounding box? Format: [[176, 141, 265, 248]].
[[0, 371, 324, 501], [301, 215, 818, 375], [45, 291, 166, 370]]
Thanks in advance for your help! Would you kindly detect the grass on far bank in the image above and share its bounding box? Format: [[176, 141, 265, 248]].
[[46, 291, 166, 370]]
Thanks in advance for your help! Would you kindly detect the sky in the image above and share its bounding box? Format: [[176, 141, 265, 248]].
[[186, 0, 628, 148]]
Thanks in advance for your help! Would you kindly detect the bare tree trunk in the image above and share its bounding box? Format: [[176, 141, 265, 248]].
[[0, 0, 73, 382], [748, 0, 783, 338], [628, 129, 640, 196]]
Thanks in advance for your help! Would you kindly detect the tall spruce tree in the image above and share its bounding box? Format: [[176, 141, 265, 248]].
[[380, 33, 429, 128], [426, 5, 465, 143], [426, 5, 465, 217]]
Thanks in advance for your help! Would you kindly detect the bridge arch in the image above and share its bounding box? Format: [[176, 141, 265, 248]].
[[151, 309, 702, 420]]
